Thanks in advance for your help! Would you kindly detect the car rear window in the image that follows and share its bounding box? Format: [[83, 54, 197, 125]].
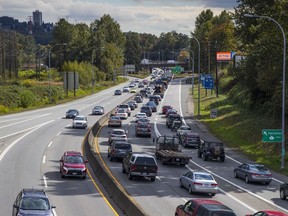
[[112, 131, 125, 135], [250, 165, 268, 172], [135, 157, 156, 165], [115, 143, 131, 149], [195, 174, 213, 180]]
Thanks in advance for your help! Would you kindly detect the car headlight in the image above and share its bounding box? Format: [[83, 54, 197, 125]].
[[81, 167, 86, 172], [63, 166, 69, 171]]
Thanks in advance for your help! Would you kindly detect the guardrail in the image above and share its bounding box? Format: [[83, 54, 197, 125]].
[[83, 94, 147, 216]]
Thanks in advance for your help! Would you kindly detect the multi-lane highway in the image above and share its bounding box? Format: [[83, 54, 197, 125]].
[[0, 76, 288, 216], [97, 77, 288, 215]]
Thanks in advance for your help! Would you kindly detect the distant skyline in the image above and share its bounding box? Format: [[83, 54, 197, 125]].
[[0, 0, 238, 36]]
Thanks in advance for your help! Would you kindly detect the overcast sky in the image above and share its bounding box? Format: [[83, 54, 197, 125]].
[[0, 0, 238, 36]]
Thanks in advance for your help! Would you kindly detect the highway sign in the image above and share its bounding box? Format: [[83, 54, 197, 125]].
[[262, 129, 282, 142], [204, 77, 214, 89]]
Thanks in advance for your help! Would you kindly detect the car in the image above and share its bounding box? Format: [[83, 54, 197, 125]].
[[140, 106, 152, 117], [114, 89, 122, 95], [179, 171, 218, 196], [108, 116, 122, 127], [12, 189, 56, 216], [65, 109, 79, 118], [92, 105, 105, 115], [130, 100, 138, 108], [198, 141, 225, 162], [134, 96, 143, 103], [108, 129, 127, 144], [154, 94, 162, 101], [171, 120, 182, 132], [108, 141, 132, 161], [146, 101, 157, 112], [117, 104, 131, 116], [129, 83, 136, 88], [175, 199, 236, 216], [115, 108, 128, 119], [123, 86, 130, 92], [137, 117, 150, 124], [127, 101, 136, 110], [149, 95, 160, 105], [60, 151, 88, 179], [130, 89, 137, 93], [280, 182, 288, 200], [143, 79, 149, 85], [138, 83, 144, 88], [72, 115, 88, 128], [135, 112, 148, 122], [162, 105, 173, 114], [177, 125, 192, 136], [234, 163, 272, 185], [181, 132, 201, 148], [165, 108, 178, 117], [246, 211, 288, 216], [166, 113, 182, 128], [135, 123, 152, 137]]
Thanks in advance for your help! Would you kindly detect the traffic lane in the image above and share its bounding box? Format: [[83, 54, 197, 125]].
[[43, 125, 119, 216]]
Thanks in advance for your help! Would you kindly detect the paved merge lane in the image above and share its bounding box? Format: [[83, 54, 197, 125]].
[[97, 77, 288, 216], [0, 82, 135, 216]]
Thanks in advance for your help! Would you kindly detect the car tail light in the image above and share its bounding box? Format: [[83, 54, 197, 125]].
[[211, 183, 218, 187], [266, 173, 272, 177], [131, 165, 136, 171], [251, 173, 260, 176], [193, 182, 203, 185]]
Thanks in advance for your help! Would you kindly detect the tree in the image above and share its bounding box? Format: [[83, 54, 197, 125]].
[[124, 32, 141, 70]]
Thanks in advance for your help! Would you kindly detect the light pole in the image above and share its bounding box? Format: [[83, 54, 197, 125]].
[[192, 35, 201, 117], [48, 43, 67, 102], [190, 50, 195, 95], [244, 14, 286, 169]]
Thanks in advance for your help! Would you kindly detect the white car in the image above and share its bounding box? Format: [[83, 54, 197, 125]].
[[123, 86, 130, 93], [177, 125, 192, 136], [135, 112, 148, 122], [108, 129, 127, 144], [72, 115, 88, 129], [115, 109, 128, 119]]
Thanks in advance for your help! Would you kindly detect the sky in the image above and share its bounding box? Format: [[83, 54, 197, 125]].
[[0, 0, 238, 36]]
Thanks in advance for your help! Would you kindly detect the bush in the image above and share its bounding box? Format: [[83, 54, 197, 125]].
[[20, 90, 35, 108]]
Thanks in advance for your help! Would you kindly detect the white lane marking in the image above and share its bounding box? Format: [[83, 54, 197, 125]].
[[179, 79, 187, 126], [57, 132, 61, 136], [185, 164, 257, 212], [42, 155, 46, 164], [43, 175, 47, 187], [0, 113, 52, 129], [48, 141, 52, 148], [0, 125, 45, 140], [0, 120, 54, 162]]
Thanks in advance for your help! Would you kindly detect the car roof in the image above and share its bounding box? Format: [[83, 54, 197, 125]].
[[22, 189, 47, 198], [132, 153, 155, 158], [64, 151, 82, 156], [75, 115, 86, 118], [190, 171, 212, 176], [190, 199, 224, 205], [112, 129, 125, 132]]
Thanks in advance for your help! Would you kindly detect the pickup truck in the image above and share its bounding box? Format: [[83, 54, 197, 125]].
[[175, 199, 236, 216], [153, 135, 191, 166], [122, 152, 158, 182]]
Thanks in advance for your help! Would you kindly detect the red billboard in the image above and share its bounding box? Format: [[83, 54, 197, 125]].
[[216, 52, 231, 61]]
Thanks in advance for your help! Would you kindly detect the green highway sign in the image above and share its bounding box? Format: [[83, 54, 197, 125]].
[[262, 129, 282, 142]]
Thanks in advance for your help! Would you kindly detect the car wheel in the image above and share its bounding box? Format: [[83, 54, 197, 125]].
[[107, 153, 110, 158], [61, 172, 65, 178], [197, 150, 202, 158], [188, 185, 193, 194], [245, 175, 249, 183], [203, 152, 208, 161], [122, 164, 126, 173], [82, 175, 86, 179], [128, 171, 133, 180], [108, 124, 110, 127], [234, 170, 238, 178], [151, 177, 156, 182], [280, 189, 287, 200], [179, 179, 183, 188], [220, 156, 225, 162]]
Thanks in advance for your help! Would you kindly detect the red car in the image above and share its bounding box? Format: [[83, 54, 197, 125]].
[[60, 151, 88, 179], [246, 211, 288, 216], [162, 105, 173, 114]]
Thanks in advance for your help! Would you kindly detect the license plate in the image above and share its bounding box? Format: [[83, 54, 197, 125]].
[[72, 172, 77, 175], [175, 158, 180, 162], [204, 184, 209, 187], [143, 173, 147, 176]]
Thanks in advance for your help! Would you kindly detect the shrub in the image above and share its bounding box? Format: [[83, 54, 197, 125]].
[[20, 90, 35, 108]]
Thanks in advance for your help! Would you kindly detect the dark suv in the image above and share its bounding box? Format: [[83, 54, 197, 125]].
[[166, 114, 182, 128], [280, 182, 288, 200], [197, 141, 225, 162], [140, 106, 152, 117], [12, 189, 56, 216], [108, 141, 132, 161]]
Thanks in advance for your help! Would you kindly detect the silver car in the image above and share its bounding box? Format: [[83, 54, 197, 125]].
[[108, 129, 127, 144], [72, 115, 88, 129], [179, 171, 218, 196], [234, 163, 272, 185], [92, 106, 105, 115]]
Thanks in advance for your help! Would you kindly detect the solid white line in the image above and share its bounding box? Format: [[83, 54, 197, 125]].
[[0, 120, 54, 162], [0, 125, 44, 140], [57, 132, 61, 136], [42, 155, 46, 164], [179, 79, 187, 126], [48, 141, 52, 148], [43, 175, 47, 187]]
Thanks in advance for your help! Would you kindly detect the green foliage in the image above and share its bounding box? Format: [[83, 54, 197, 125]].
[[19, 90, 35, 108]]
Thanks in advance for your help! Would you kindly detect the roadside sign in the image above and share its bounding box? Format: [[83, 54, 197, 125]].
[[262, 129, 282, 142], [210, 109, 217, 118], [204, 77, 214, 89], [216, 52, 232, 61], [201, 74, 212, 86], [172, 66, 182, 74]]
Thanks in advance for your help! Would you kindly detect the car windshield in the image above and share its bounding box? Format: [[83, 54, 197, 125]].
[[74, 116, 85, 121], [250, 165, 268, 172], [135, 157, 156, 165], [110, 116, 120, 120], [209, 142, 223, 147], [195, 174, 213, 180], [68, 109, 77, 113], [115, 143, 131, 149], [112, 130, 125, 135], [65, 156, 84, 164], [20, 197, 50, 210], [94, 106, 102, 109]]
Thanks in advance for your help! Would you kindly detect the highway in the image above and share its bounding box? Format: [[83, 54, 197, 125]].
[[0, 82, 136, 216], [97, 77, 288, 215]]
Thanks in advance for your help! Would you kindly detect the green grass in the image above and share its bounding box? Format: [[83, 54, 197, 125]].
[[192, 85, 288, 175]]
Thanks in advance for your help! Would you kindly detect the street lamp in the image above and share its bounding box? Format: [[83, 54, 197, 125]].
[[191, 35, 201, 117], [244, 14, 286, 169], [48, 43, 67, 102]]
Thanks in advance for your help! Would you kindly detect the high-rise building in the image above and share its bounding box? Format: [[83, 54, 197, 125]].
[[33, 10, 42, 26]]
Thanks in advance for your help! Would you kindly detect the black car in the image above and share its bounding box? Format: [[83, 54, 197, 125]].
[[197, 141, 225, 162], [108, 141, 132, 161], [140, 106, 152, 117], [166, 114, 182, 128], [127, 101, 136, 110], [65, 109, 79, 118], [149, 95, 160, 105], [146, 101, 157, 112], [12, 189, 56, 216], [280, 182, 288, 200], [114, 89, 122, 95], [134, 96, 143, 103]]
